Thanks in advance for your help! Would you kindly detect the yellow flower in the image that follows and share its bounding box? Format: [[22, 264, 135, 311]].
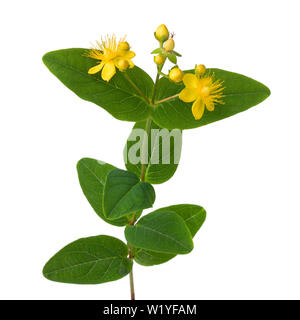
[[179, 72, 225, 120], [85, 35, 135, 82]]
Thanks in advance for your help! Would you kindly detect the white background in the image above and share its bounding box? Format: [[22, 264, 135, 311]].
[[1, 0, 299, 300]]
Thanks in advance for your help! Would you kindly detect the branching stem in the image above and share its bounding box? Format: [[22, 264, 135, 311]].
[[154, 93, 179, 105], [128, 115, 151, 300], [124, 73, 150, 104], [151, 73, 160, 104], [126, 58, 165, 300]]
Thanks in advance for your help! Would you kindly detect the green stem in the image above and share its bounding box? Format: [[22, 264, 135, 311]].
[[129, 213, 136, 225], [129, 268, 135, 300], [124, 73, 150, 104], [127, 116, 151, 300], [154, 93, 179, 105], [151, 73, 160, 104], [151, 59, 166, 104], [128, 214, 136, 300], [126, 59, 162, 299], [128, 245, 135, 300], [140, 117, 152, 182], [158, 71, 169, 78]]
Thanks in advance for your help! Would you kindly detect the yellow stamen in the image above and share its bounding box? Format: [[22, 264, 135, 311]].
[[84, 35, 135, 82], [179, 72, 225, 120]]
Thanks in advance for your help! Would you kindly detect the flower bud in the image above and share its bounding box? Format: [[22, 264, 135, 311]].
[[163, 38, 175, 52], [155, 24, 169, 42], [195, 64, 206, 76], [169, 67, 184, 83], [119, 41, 130, 51], [154, 54, 166, 65], [116, 59, 129, 71]]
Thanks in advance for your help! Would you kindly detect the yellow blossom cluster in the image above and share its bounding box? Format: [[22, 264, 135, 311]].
[[85, 26, 225, 120]]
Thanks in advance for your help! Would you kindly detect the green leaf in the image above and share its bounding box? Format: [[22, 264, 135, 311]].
[[123, 119, 182, 184], [151, 48, 162, 54], [152, 68, 271, 129], [103, 169, 155, 219], [172, 50, 182, 57], [134, 204, 206, 266], [43, 235, 132, 284], [167, 53, 177, 64], [125, 210, 193, 254], [165, 204, 206, 237], [43, 48, 153, 122], [77, 158, 135, 226], [133, 248, 175, 266]]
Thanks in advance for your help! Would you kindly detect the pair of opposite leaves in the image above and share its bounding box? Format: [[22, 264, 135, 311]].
[[42, 48, 270, 130], [78, 162, 193, 255], [43, 161, 206, 284], [43, 206, 206, 284]]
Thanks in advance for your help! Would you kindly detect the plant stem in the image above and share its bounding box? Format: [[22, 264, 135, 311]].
[[126, 60, 163, 299], [158, 71, 169, 78], [151, 59, 166, 104], [140, 117, 152, 182], [124, 73, 150, 104], [154, 93, 179, 105], [128, 245, 135, 300], [127, 115, 152, 299], [129, 268, 135, 300], [128, 216, 136, 300], [151, 73, 160, 104]]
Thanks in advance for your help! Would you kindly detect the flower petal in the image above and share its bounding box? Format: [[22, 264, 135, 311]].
[[183, 73, 198, 88], [128, 60, 135, 69], [192, 98, 205, 120], [123, 51, 136, 59], [101, 62, 116, 81], [88, 62, 104, 74], [179, 88, 198, 103], [206, 102, 215, 111]]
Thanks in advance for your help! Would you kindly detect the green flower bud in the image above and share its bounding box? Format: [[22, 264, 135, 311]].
[[163, 38, 175, 52]]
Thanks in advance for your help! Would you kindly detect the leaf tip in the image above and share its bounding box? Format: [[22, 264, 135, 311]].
[[42, 261, 51, 280], [42, 52, 49, 66], [42, 51, 55, 68], [265, 85, 271, 98]]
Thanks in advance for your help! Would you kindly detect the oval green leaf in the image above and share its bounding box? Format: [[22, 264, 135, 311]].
[[43, 48, 153, 122], [125, 210, 193, 254], [152, 68, 270, 129], [133, 248, 175, 266], [124, 119, 182, 184], [77, 158, 135, 226], [103, 169, 155, 219], [43, 235, 132, 284], [164, 204, 206, 237], [134, 204, 206, 266]]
